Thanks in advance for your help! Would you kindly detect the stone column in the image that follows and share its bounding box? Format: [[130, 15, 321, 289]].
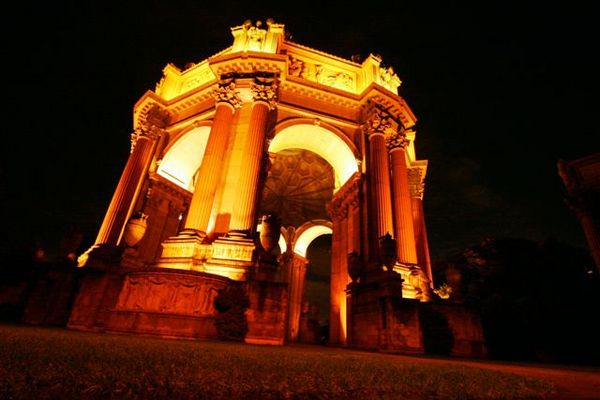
[[229, 78, 277, 236], [286, 253, 308, 342], [365, 108, 395, 246], [94, 113, 166, 247], [387, 130, 418, 265], [409, 167, 433, 288], [183, 81, 240, 236]]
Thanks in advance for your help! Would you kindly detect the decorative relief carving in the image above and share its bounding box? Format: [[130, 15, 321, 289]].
[[408, 167, 426, 199], [182, 67, 215, 92], [378, 66, 402, 93], [242, 20, 268, 51], [213, 81, 242, 108], [386, 130, 410, 151], [115, 273, 225, 316], [211, 241, 254, 262], [287, 55, 355, 92], [251, 78, 278, 108], [317, 66, 354, 91], [288, 56, 306, 78]]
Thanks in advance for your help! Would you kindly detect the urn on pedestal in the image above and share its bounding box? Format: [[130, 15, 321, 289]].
[[259, 214, 281, 253], [123, 212, 148, 247]]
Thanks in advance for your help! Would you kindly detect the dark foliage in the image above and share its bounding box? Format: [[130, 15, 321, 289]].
[[420, 305, 454, 355], [213, 283, 250, 342], [434, 237, 600, 365]]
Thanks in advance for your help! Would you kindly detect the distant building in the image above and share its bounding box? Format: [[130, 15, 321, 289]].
[[558, 152, 600, 273]]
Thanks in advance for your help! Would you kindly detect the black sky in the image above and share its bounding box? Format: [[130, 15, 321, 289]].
[[2, 1, 599, 260]]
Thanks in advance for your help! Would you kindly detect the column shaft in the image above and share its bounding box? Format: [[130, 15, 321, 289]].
[[412, 197, 433, 287], [95, 136, 154, 246], [369, 133, 394, 239], [229, 102, 270, 233], [389, 148, 418, 264], [184, 103, 236, 233]]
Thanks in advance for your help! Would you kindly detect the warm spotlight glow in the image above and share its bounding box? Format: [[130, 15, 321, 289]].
[[157, 127, 210, 191], [269, 124, 358, 190]]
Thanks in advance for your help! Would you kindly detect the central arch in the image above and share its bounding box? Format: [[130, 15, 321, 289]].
[[264, 121, 358, 345], [268, 122, 359, 190]]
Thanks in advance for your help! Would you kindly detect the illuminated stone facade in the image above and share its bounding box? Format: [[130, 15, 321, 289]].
[[69, 20, 484, 355], [558, 153, 600, 274]]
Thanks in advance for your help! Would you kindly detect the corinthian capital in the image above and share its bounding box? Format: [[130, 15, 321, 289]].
[[130, 125, 162, 152], [213, 81, 242, 109], [386, 130, 410, 151], [130, 104, 170, 152], [251, 78, 278, 109], [364, 106, 393, 137]]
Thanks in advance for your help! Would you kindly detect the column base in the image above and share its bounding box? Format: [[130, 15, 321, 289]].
[[392, 262, 431, 301], [155, 233, 256, 281], [77, 244, 123, 270]]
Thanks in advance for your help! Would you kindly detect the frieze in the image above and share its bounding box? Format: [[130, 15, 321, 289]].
[[115, 273, 224, 316], [211, 241, 254, 262], [288, 55, 356, 93]]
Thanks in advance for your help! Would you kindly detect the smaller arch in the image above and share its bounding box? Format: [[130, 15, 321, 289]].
[[293, 220, 333, 258], [156, 125, 211, 191]]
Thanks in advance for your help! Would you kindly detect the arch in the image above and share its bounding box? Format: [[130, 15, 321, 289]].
[[157, 126, 211, 191], [268, 122, 359, 190], [293, 220, 333, 258]]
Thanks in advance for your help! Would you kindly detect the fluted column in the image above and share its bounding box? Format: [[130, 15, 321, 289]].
[[387, 130, 418, 265], [229, 78, 277, 236], [183, 81, 240, 235], [365, 109, 394, 245], [95, 113, 166, 247], [409, 167, 433, 287]]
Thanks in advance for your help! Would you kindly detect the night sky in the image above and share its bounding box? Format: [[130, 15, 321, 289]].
[[2, 1, 598, 261]]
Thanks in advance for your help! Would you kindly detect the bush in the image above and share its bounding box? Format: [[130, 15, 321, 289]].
[[213, 284, 250, 341]]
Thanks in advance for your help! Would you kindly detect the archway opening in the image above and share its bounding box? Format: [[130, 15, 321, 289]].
[[156, 126, 210, 191], [303, 233, 332, 344], [268, 123, 358, 190], [259, 146, 336, 344]]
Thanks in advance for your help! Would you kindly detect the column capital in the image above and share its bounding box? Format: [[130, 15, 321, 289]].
[[130, 124, 164, 153], [386, 130, 410, 152], [408, 167, 426, 199], [251, 77, 279, 109], [364, 106, 393, 139], [213, 80, 242, 109]]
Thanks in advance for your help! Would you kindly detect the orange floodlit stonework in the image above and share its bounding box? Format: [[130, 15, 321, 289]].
[[70, 20, 485, 356]]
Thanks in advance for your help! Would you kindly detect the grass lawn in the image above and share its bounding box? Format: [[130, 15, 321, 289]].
[[0, 324, 554, 399]]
